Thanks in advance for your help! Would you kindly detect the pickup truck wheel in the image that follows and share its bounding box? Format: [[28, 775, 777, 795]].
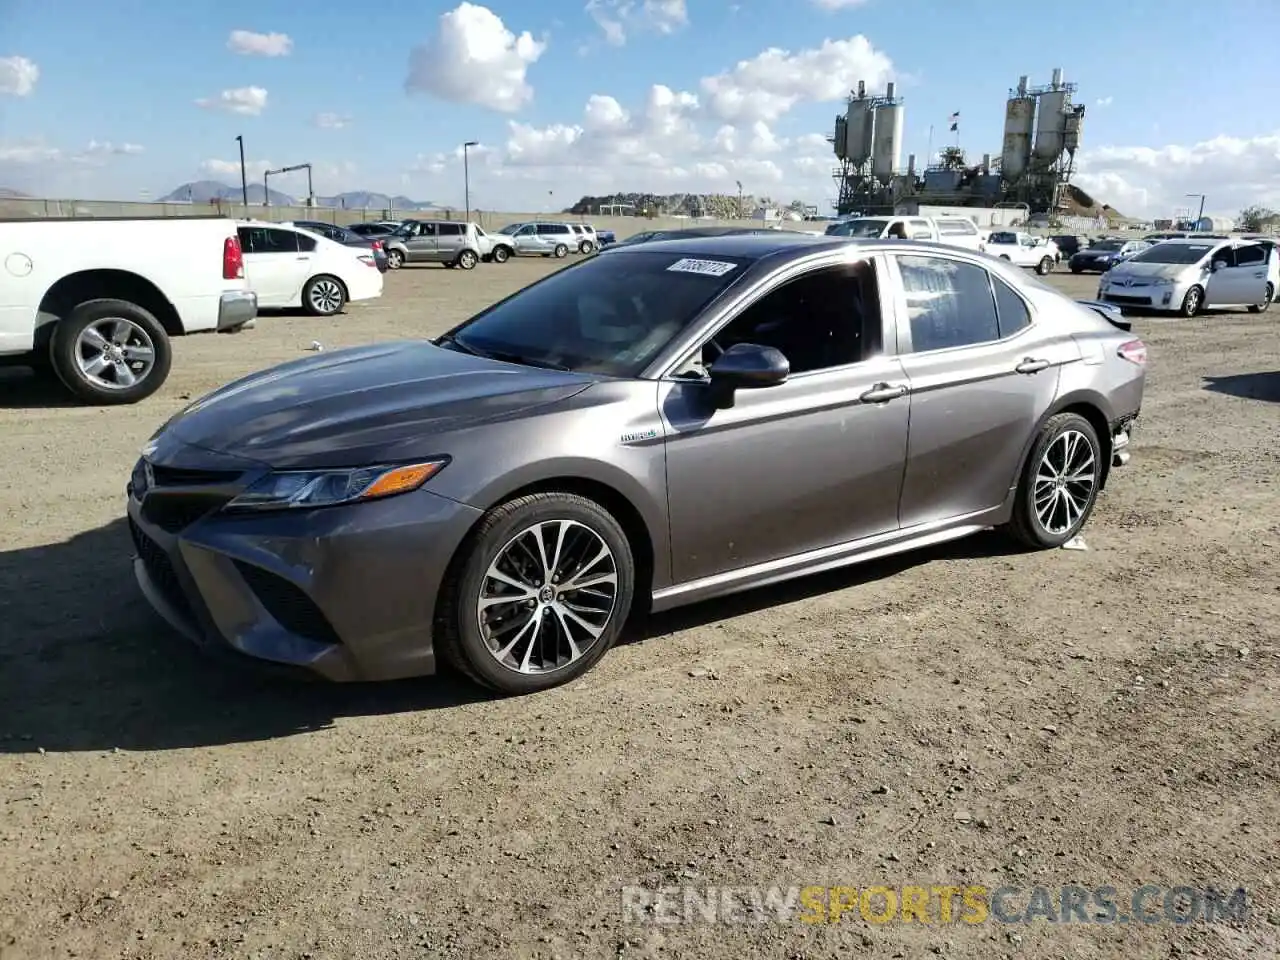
[[1036, 256, 1054, 275], [492, 245, 511, 263], [303, 275, 346, 316], [51, 298, 171, 405]]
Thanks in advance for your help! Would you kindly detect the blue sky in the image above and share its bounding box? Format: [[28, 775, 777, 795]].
[[2, 0, 1279, 215]]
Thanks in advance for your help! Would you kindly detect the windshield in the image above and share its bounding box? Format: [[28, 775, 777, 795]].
[[440, 251, 750, 377], [498, 223, 521, 235], [826, 219, 887, 238], [1129, 243, 1214, 265], [1090, 240, 1124, 252], [989, 231, 1017, 244]]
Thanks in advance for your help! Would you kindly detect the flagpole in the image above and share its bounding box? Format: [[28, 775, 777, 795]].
[[926, 125, 934, 167]]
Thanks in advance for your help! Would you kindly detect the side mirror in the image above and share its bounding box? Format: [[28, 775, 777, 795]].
[[1211, 260, 1227, 273], [706, 342, 789, 407]]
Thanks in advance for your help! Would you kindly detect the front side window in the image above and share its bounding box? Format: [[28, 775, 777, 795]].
[[441, 251, 751, 377], [895, 255, 1000, 352]]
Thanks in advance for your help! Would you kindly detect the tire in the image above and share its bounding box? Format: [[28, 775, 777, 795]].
[[492, 245, 511, 263], [436, 492, 636, 695], [386, 249, 404, 270], [303, 275, 346, 316], [456, 249, 478, 270], [1247, 284, 1273, 313], [1005, 412, 1102, 549], [50, 298, 173, 405], [579, 241, 595, 254], [553, 244, 568, 259], [999, 254, 1011, 261], [1179, 285, 1203, 318], [1036, 256, 1054, 275], [1070, 266, 1082, 274]]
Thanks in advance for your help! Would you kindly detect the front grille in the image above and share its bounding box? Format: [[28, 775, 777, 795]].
[[1104, 294, 1152, 306], [233, 561, 343, 647], [133, 460, 243, 533], [141, 495, 228, 533], [151, 464, 242, 486], [129, 517, 193, 621]]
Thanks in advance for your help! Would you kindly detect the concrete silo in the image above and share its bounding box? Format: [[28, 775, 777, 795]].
[[1031, 68, 1070, 168], [1000, 76, 1035, 183], [871, 82, 903, 183]]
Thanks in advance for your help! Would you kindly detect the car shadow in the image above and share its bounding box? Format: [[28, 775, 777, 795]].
[[0, 366, 81, 409], [1202, 371, 1280, 403], [0, 517, 1024, 755]]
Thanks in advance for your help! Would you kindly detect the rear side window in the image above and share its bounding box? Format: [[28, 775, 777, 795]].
[[296, 232, 317, 252], [438, 223, 463, 236], [1235, 244, 1266, 267], [238, 227, 298, 254], [896, 255, 1000, 352], [991, 275, 1031, 337], [536, 223, 571, 235]]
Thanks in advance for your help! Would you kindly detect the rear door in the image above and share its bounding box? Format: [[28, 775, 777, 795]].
[[1226, 243, 1270, 304], [436, 223, 464, 263], [238, 226, 305, 306], [403, 222, 438, 262], [884, 252, 1079, 527]]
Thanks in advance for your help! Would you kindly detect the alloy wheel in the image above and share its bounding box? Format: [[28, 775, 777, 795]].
[[1033, 429, 1097, 536], [75, 317, 156, 390], [309, 279, 343, 314], [476, 520, 618, 675]]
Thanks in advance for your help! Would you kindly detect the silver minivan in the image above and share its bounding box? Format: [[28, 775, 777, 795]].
[[1099, 238, 1272, 316], [499, 221, 576, 258]]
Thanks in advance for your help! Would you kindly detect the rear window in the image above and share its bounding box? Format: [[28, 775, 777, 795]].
[[444, 251, 752, 378], [989, 231, 1017, 244], [438, 223, 463, 236]]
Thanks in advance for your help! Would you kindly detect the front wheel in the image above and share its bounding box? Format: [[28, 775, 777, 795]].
[[579, 241, 595, 254], [553, 244, 568, 259], [1179, 285, 1203, 317], [50, 298, 172, 405], [436, 493, 636, 695], [492, 245, 511, 263], [303, 275, 346, 316], [1004, 412, 1102, 549], [386, 249, 404, 270], [1247, 284, 1274, 313], [1036, 256, 1054, 275]]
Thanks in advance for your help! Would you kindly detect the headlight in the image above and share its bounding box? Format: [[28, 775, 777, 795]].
[[224, 459, 449, 513], [1150, 278, 1174, 286]]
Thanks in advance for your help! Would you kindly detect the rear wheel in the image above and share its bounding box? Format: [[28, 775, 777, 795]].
[[1036, 256, 1054, 275], [1179, 285, 1203, 317], [386, 249, 404, 269], [1248, 284, 1273, 313], [456, 249, 478, 270], [1005, 412, 1102, 549], [50, 298, 172, 405], [436, 493, 636, 695], [553, 244, 568, 259], [579, 240, 595, 254], [303, 275, 346, 316]]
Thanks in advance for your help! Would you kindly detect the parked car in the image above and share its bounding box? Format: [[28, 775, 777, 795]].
[[1239, 235, 1280, 301], [1068, 239, 1151, 274], [236, 220, 383, 315], [284, 220, 389, 273], [346, 222, 399, 239], [0, 215, 256, 404], [497, 221, 577, 258], [985, 231, 1059, 274], [1050, 234, 1089, 259], [596, 229, 617, 246], [824, 215, 987, 252], [126, 233, 1146, 695], [383, 220, 484, 270], [568, 223, 599, 254], [1098, 238, 1273, 316], [475, 225, 514, 264]]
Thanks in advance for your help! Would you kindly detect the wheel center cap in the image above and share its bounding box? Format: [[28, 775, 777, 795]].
[[539, 586, 556, 604]]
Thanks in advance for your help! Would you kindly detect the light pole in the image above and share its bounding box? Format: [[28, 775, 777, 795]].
[[735, 180, 743, 220], [235, 135, 249, 211], [1185, 193, 1206, 231], [462, 141, 478, 223]]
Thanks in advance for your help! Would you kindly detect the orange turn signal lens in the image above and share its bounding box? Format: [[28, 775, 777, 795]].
[[361, 460, 448, 500]]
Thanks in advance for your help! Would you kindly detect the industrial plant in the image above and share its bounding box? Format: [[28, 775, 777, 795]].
[[830, 68, 1087, 218]]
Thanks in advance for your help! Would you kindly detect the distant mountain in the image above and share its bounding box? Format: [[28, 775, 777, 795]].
[[157, 181, 435, 211], [0, 187, 31, 199], [159, 180, 295, 206]]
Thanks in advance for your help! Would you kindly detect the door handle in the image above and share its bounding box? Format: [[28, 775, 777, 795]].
[[296, 256, 311, 261], [859, 382, 908, 403], [1015, 357, 1051, 374]]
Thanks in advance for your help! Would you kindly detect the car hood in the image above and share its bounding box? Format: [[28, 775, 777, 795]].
[[159, 341, 595, 469], [1075, 249, 1118, 259], [1106, 260, 1200, 281]]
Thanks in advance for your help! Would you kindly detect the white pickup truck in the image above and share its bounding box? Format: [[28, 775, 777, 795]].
[[0, 216, 257, 404], [824, 215, 987, 252], [983, 230, 1059, 275]]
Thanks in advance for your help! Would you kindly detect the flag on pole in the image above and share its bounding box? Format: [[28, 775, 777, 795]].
[[949, 111, 960, 132]]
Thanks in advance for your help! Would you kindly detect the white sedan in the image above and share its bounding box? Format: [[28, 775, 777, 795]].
[[235, 220, 383, 316], [985, 231, 1059, 275]]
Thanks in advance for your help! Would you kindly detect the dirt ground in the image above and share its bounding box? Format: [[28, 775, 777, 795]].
[[1, 256, 1277, 960]]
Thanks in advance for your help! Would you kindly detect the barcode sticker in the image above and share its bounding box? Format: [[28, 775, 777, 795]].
[[666, 258, 738, 277]]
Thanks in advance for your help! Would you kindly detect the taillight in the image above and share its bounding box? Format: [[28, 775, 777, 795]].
[[1118, 339, 1147, 365], [223, 235, 244, 280], [371, 240, 382, 250]]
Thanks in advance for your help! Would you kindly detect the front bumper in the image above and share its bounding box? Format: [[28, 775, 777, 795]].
[[1071, 257, 1114, 273], [217, 290, 258, 332], [127, 466, 482, 681], [1099, 276, 1188, 311]]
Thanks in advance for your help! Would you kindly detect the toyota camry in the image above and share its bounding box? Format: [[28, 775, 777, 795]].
[[127, 234, 1147, 694]]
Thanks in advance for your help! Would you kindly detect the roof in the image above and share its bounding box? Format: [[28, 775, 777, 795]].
[[606, 232, 843, 260]]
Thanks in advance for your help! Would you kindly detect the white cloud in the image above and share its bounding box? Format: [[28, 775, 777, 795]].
[[1073, 132, 1280, 218], [195, 86, 269, 116], [314, 112, 353, 129], [700, 36, 893, 122], [0, 138, 144, 166], [84, 140, 145, 156], [1095, 96, 1113, 107], [227, 30, 293, 56], [202, 157, 273, 180], [0, 55, 39, 96], [811, 0, 872, 8], [584, 0, 689, 46], [404, 2, 546, 113]]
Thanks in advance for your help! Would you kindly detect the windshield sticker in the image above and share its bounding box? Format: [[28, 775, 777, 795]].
[[667, 258, 738, 277]]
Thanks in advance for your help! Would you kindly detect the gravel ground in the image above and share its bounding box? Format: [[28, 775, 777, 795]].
[[1, 257, 1278, 960]]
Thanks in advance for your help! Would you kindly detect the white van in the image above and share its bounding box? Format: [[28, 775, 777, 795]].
[[824, 215, 986, 252]]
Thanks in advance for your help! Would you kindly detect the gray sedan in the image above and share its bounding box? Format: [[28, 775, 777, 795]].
[[126, 235, 1147, 694]]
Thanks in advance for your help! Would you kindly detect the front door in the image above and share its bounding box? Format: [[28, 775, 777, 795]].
[[403, 222, 438, 262], [238, 226, 306, 306], [660, 256, 911, 584], [512, 224, 540, 255], [885, 252, 1078, 528]]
